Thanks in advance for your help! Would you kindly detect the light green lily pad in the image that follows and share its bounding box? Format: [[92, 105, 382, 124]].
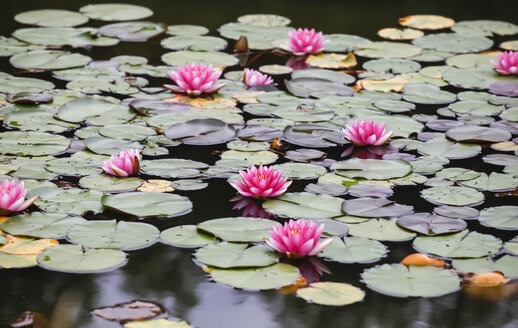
[[195, 242, 279, 268], [160, 225, 218, 247], [102, 192, 192, 218], [297, 282, 365, 306], [197, 217, 277, 243], [452, 255, 518, 278], [347, 218, 416, 241], [0, 213, 86, 239], [319, 236, 387, 263], [262, 192, 344, 219], [210, 263, 299, 290]]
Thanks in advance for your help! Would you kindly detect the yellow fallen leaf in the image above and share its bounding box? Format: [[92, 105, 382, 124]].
[[232, 91, 265, 104], [0, 235, 58, 255], [401, 253, 446, 268], [356, 77, 408, 92], [306, 52, 357, 69], [399, 15, 455, 30], [165, 95, 236, 109], [378, 27, 424, 40], [137, 180, 176, 193], [491, 142, 518, 152]]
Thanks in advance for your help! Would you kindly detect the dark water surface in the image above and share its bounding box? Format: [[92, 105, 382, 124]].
[[1, 0, 518, 327]]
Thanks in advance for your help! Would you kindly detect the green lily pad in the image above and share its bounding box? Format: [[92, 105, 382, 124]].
[[452, 255, 518, 278], [102, 192, 192, 218], [0, 131, 70, 156], [32, 187, 104, 215], [458, 173, 517, 192], [0, 213, 85, 239], [141, 159, 208, 179], [15, 9, 89, 27], [362, 264, 460, 297], [210, 263, 299, 290], [417, 139, 481, 159], [37, 244, 127, 273], [13, 27, 118, 47], [10, 50, 91, 70], [195, 242, 279, 268], [79, 174, 143, 192], [197, 217, 277, 243], [79, 4, 153, 21], [421, 186, 484, 206], [161, 35, 227, 51], [220, 150, 278, 165], [237, 14, 290, 27], [413, 230, 502, 258], [160, 225, 218, 248], [504, 237, 518, 255], [324, 34, 371, 52], [363, 58, 421, 73], [162, 51, 238, 67], [478, 206, 518, 230], [99, 22, 165, 42], [318, 236, 387, 263], [342, 197, 413, 218], [412, 33, 492, 53], [446, 126, 511, 143], [451, 20, 518, 37], [0, 253, 38, 269], [170, 179, 208, 191], [442, 68, 515, 90], [44, 157, 104, 176], [271, 163, 326, 180], [403, 83, 456, 105], [297, 282, 365, 306], [262, 192, 344, 219], [56, 97, 129, 123], [292, 69, 355, 85], [396, 213, 467, 235], [84, 136, 142, 156], [67, 220, 159, 250], [0, 74, 54, 93], [347, 218, 416, 241], [355, 41, 422, 58], [332, 159, 411, 180], [165, 119, 235, 145], [167, 24, 209, 36]]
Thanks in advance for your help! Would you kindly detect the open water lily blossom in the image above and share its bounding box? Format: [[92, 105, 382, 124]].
[[491, 51, 518, 75], [0, 180, 38, 216], [282, 28, 328, 55], [165, 63, 225, 96], [230, 165, 292, 199], [102, 149, 141, 177], [265, 219, 333, 258], [343, 120, 393, 146], [243, 68, 274, 87]]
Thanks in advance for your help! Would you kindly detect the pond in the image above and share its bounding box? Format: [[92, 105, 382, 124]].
[[0, 0, 518, 327]]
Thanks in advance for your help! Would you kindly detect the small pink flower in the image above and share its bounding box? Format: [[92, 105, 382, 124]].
[[491, 51, 518, 75], [165, 63, 225, 96], [243, 68, 274, 87], [0, 180, 38, 216], [229, 165, 291, 199], [102, 149, 141, 177], [282, 28, 328, 56], [342, 120, 393, 146], [265, 219, 333, 258]]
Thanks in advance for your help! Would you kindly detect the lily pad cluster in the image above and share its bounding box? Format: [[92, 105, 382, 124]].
[[0, 4, 517, 314]]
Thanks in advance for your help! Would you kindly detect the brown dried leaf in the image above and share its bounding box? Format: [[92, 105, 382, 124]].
[[93, 301, 162, 323]]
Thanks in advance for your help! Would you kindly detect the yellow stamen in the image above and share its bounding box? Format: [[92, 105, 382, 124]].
[[290, 229, 300, 236]]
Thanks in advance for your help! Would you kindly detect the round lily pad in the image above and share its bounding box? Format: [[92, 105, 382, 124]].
[[297, 282, 365, 306], [56, 97, 129, 123], [160, 225, 217, 248], [271, 163, 326, 180], [79, 174, 143, 192], [451, 20, 518, 37], [170, 179, 208, 191], [0, 131, 70, 156], [342, 197, 413, 218], [237, 14, 290, 27], [412, 33, 493, 53], [32, 187, 103, 215], [210, 263, 299, 290], [162, 51, 238, 67], [0, 213, 86, 239], [452, 255, 518, 278], [399, 15, 455, 30], [417, 139, 481, 159], [197, 217, 277, 243], [478, 206, 518, 230], [347, 218, 416, 241], [362, 264, 460, 297], [15, 9, 89, 27], [413, 230, 502, 258], [101, 192, 192, 218], [165, 119, 235, 145], [161, 35, 227, 51], [79, 4, 153, 21], [140, 159, 208, 179], [67, 220, 159, 250], [354, 41, 422, 59], [332, 159, 411, 180], [458, 172, 518, 192], [10, 50, 91, 70], [37, 244, 127, 273], [195, 242, 279, 268], [319, 236, 387, 263], [99, 22, 165, 42], [396, 213, 467, 235], [167, 24, 209, 36], [262, 192, 344, 219], [421, 186, 484, 206]]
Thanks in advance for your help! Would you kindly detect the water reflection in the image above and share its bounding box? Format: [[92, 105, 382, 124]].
[[230, 195, 274, 219]]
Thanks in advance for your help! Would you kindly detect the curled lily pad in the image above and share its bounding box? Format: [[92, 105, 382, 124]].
[[195, 242, 279, 268], [297, 282, 365, 306], [67, 220, 159, 250], [413, 230, 502, 258], [101, 192, 192, 218], [37, 244, 126, 273], [399, 15, 455, 30], [362, 264, 460, 297], [396, 213, 467, 235]]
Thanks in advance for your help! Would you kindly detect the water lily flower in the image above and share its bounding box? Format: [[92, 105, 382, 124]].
[[229, 165, 291, 199], [243, 68, 274, 87], [342, 120, 393, 146], [282, 28, 328, 56], [102, 149, 141, 177], [165, 63, 225, 96], [491, 51, 518, 75], [265, 219, 333, 259], [0, 180, 38, 216]]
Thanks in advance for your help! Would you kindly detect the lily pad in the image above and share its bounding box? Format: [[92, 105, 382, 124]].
[[0, 213, 86, 239], [0, 131, 70, 156], [10, 50, 91, 70], [421, 186, 484, 206], [396, 213, 467, 235], [195, 242, 279, 268], [342, 197, 413, 218], [197, 217, 277, 243], [354, 41, 422, 58], [297, 282, 365, 306], [67, 220, 159, 250], [412, 33, 493, 53], [332, 159, 411, 180], [262, 192, 344, 219], [413, 230, 502, 258], [319, 236, 387, 263], [160, 225, 218, 248], [347, 218, 416, 241], [162, 51, 238, 67], [362, 264, 460, 297], [210, 263, 299, 290], [79, 174, 143, 192], [37, 244, 126, 273], [165, 119, 235, 145], [452, 255, 518, 278], [140, 159, 208, 178], [32, 187, 103, 215], [478, 206, 518, 230], [79, 4, 153, 21], [99, 22, 165, 42], [101, 192, 192, 218], [15, 9, 89, 27]]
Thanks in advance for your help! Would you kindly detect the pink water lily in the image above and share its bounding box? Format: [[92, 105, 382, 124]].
[[102, 149, 141, 177], [0, 180, 38, 216], [491, 51, 518, 75], [265, 219, 333, 259], [243, 68, 274, 87], [165, 63, 225, 96], [229, 165, 291, 199], [282, 28, 328, 56], [342, 120, 393, 146]]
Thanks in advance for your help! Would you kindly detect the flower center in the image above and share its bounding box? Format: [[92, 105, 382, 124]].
[[290, 229, 300, 236], [256, 174, 269, 180], [0, 188, 10, 194]]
